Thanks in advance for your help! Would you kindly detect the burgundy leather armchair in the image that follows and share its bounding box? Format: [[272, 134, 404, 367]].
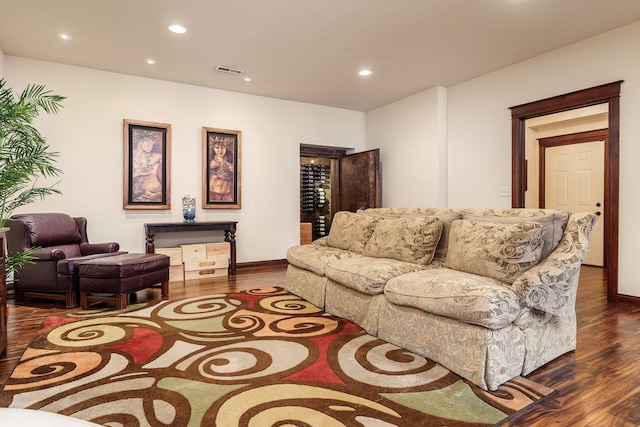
[[6, 213, 122, 308]]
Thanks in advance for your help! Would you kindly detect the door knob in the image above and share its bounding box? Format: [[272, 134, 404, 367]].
[[595, 211, 601, 216], [596, 202, 602, 207]]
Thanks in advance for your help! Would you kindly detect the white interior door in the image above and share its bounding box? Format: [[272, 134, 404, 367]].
[[545, 140, 604, 266]]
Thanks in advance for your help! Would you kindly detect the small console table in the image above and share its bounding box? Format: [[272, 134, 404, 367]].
[[144, 221, 237, 275]]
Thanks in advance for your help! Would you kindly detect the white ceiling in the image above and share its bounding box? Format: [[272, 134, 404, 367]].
[[2, 0, 640, 112]]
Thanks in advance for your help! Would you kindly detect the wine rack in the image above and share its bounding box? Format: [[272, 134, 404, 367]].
[[300, 162, 332, 240]]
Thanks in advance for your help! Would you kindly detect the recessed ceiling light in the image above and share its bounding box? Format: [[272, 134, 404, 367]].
[[144, 58, 157, 65], [168, 24, 187, 34], [242, 76, 253, 82], [359, 69, 372, 76], [57, 33, 72, 41]]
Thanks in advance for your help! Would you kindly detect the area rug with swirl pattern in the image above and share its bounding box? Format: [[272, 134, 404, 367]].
[[0, 287, 554, 426]]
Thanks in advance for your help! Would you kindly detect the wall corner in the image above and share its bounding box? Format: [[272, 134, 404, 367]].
[[436, 86, 448, 207]]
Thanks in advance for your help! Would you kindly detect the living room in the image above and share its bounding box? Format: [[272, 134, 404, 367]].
[[0, 4, 639, 302], [0, 6, 639, 304], [1, 2, 640, 425]]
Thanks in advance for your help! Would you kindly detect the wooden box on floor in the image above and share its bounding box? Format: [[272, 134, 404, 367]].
[[182, 242, 230, 281], [180, 244, 207, 261], [300, 222, 312, 245], [155, 247, 184, 282], [184, 268, 228, 281], [154, 247, 182, 265], [206, 242, 230, 259], [184, 257, 228, 272], [169, 265, 184, 282]]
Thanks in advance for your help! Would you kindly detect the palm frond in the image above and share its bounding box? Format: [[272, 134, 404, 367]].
[[0, 78, 65, 229], [5, 247, 39, 280], [20, 83, 66, 115]]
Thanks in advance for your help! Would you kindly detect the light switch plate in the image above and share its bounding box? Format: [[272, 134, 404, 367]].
[[498, 186, 511, 197]]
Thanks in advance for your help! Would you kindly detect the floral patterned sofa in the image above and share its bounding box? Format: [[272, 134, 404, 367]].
[[285, 208, 597, 390]]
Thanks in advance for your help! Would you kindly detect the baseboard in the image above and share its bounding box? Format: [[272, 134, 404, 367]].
[[617, 293, 640, 306], [237, 259, 288, 270]]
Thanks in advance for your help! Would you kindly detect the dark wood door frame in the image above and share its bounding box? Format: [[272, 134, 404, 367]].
[[300, 144, 347, 159], [510, 81, 622, 303]]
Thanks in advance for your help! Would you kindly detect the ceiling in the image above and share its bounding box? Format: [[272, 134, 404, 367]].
[[2, 1, 640, 112]]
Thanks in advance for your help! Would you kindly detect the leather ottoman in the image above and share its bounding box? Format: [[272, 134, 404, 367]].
[[57, 251, 128, 307], [79, 253, 170, 310]]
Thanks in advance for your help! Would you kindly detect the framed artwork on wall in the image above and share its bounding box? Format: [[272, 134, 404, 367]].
[[202, 127, 241, 209], [123, 119, 171, 209]]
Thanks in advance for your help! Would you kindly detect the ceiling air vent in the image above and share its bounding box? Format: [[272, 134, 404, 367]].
[[215, 65, 245, 75]]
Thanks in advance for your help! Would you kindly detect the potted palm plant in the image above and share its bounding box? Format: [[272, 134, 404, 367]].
[[0, 78, 65, 281]]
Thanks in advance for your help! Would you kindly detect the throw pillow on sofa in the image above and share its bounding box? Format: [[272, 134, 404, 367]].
[[445, 219, 544, 284], [462, 212, 564, 259], [363, 217, 443, 265], [327, 211, 380, 254], [397, 212, 462, 262]]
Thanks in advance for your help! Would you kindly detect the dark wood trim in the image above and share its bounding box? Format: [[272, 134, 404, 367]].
[[537, 129, 608, 209], [607, 95, 620, 302], [237, 259, 288, 270], [510, 81, 622, 303], [538, 144, 546, 208], [510, 81, 624, 118], [617, 294, 640, 306], [538, 128, 609, 147], [300, 144, 347, 159], [511, 116, 527, 207]]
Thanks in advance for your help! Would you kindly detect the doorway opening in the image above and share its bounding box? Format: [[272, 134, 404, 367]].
[[299, 144, 381, 244], [510, 81, 622, 302], [299, 145, 345, 243], [538, 129, 607, 266], [524, 105, 608, 267]]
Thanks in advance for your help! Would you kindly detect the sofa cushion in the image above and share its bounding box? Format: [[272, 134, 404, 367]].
[[327, 211, 379, 254], [286, 244, 362, 276], [384, 268, 521, 329], [462, 212, 564, 259], [363, 217, 442, 265], [445, 220, 544, 285], [325, 257, 425, 295]]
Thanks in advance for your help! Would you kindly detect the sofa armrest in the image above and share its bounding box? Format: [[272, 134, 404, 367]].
[[30, 247, 67, 261], [80, 242, 120, 255], [512, 211, 597, 316]]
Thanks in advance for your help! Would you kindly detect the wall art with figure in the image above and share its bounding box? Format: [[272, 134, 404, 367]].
[[202, 127, 241, 209], [123, 119, 171, 209]]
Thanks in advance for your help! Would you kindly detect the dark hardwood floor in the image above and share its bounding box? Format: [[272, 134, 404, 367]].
[[1, 264, 638, 426]]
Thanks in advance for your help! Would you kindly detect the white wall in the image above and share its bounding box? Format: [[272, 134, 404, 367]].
[[446, 20, 640, 297], [3, 56, 366, 262], [366, 86, 448, 207]]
